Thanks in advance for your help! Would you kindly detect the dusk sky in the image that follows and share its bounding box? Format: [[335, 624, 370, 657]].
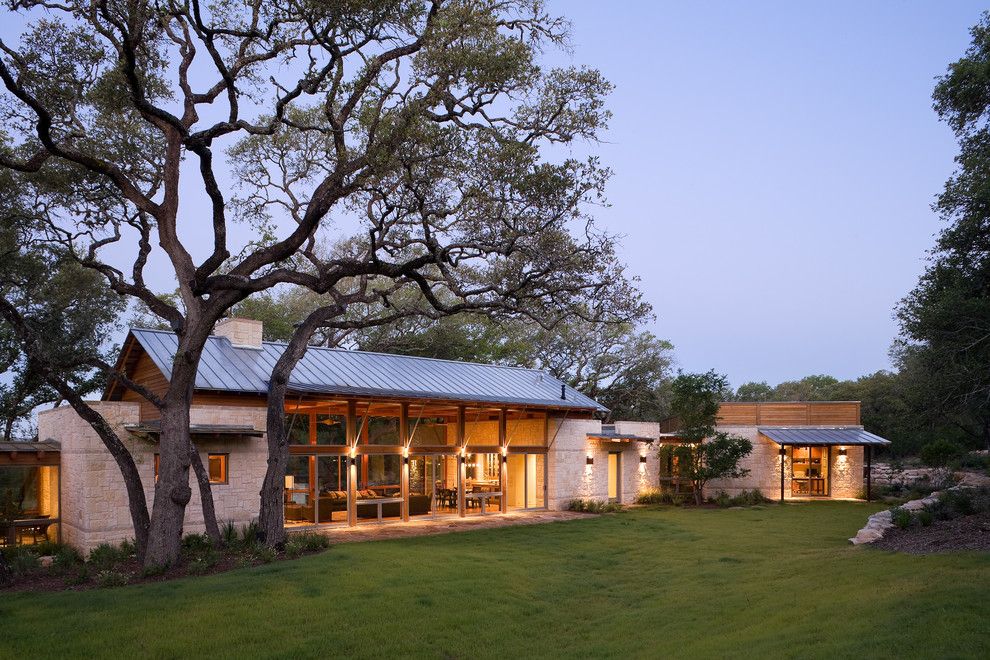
[[543, 1, 986, 386]]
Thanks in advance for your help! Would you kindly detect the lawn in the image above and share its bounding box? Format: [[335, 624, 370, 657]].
[[2, 502, 988, 659]]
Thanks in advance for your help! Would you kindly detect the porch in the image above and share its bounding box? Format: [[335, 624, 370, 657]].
[[0, 441, 61, 547]]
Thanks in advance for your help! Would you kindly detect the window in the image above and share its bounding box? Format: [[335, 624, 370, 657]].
[[154, 453, 159, 482], [208, 454, 228, 485]]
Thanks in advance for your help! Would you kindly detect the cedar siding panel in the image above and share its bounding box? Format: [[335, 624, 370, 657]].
[[119, 352, 169, 421], [718, 402, 861, 426]]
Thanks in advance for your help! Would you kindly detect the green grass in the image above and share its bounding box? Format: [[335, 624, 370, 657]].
[[2, 502, 988, 658]]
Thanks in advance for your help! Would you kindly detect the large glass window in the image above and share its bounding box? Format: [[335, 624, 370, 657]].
[[284, 456, 316, 525], [464, 452, 501, 515], [0, 465, 60, 546], [285, 413, 311, 445], [790, 446, 829, 496], [315, 456, 348, 524], [408, 454, 458, 517], [315, 415, 347, 445]]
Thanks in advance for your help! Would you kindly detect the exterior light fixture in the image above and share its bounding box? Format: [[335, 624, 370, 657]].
[[838, 447, 848, 456], [586, 456, 594, 466], [640, 455, 647, 464], [403, 455, 409, 466], [779, 448, 786, 456]]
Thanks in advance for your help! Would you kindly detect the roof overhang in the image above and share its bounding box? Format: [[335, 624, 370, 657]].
[[0, 441, 61, 465], [124, 423, 264, 441], [586, 432, 655, 444], [758, 427, 891, 447]]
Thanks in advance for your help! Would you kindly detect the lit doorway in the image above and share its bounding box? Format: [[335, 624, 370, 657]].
[[608, 452, 621, 502]]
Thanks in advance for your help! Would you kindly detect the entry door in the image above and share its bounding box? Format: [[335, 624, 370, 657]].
[[608, 452, 621, 502]]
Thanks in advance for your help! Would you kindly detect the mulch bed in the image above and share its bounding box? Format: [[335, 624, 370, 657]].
[[872, 511, 990, 554]]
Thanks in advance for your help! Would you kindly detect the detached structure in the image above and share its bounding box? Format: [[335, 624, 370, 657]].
[[30, 319, 890, 553]]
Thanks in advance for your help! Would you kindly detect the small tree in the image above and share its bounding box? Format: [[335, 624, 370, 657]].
[[660, 371, 752, 504]]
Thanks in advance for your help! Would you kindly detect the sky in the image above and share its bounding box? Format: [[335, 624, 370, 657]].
[[541, 1, 986, 386], [2, 2, 985, 388]]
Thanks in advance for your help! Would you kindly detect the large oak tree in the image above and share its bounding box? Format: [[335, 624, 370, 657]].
[[0, 1, 641, 565]]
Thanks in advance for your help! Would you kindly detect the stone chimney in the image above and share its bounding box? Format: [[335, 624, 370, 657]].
[[214, 317, 263, 349]]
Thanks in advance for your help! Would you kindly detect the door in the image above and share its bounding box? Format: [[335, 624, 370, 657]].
[[409, 454, 458, 517], [608, 452, 621, 502], [790, 446, 830, 496]]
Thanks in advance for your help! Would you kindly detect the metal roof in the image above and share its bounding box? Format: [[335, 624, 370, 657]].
[[758, 427, 891, 446], [123, 422, 264, 438], [587, 432, 655, 443], [0, 440, 60, 453], [129, 328, 606, 412]]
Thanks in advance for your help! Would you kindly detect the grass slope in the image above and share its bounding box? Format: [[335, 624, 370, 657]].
[[2, 502, 988, 659]]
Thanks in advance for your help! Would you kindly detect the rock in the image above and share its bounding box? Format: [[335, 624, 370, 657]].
[[39, 555, 54, 569]]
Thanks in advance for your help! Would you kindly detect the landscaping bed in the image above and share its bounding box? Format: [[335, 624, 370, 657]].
[[0, 523, 330, 593], [873, 511, 990, 554]]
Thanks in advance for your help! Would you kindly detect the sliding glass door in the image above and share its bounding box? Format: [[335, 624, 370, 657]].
[[790, 446, 829, 496], [506, 453, 546, 510]]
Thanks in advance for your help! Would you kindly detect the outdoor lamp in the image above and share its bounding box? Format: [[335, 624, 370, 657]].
[[838, 447, 848, 456], [586, 456, 594, 465], [640, 455, 648, 464], [779, 448, 786, 456]]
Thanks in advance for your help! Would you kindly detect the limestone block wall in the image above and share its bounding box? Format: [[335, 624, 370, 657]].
[[704, 426, 867, 500], [546, 419, 661, 508], [613, 421, 661, 504], [830, 445, 864, 498], [38, 402, 268, 554], [546, 418, 602, 509]]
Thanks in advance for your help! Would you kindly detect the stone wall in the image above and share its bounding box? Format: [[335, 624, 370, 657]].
[[38, 402, 267, 554], [705, 427, 866, 500], [546, 419, 660, 508]]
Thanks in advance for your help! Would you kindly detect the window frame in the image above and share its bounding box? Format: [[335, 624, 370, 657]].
[[208, 453, 229, 485]]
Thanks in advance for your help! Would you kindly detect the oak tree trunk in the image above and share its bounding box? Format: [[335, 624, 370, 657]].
[[190, 446, 221, 546]]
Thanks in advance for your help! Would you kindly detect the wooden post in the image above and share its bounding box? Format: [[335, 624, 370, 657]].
[[499, 408, 508, 513], [346, 400, 357, 526], [457, 406, 466, 517], [779, 446, 785, 503], [400, 403, 409, 522], [308, 411, 317, 520], [867, 446, 873, 501]]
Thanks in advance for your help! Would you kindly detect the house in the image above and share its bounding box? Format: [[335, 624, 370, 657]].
[[19, 318, 889, 552]]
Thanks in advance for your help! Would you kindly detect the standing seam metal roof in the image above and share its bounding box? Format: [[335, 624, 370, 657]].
[[758, 427, 891, 446], [128, 328, 607, 412]]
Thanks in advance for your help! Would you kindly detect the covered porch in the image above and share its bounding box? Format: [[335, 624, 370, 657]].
[[758, 427, 892, 502]]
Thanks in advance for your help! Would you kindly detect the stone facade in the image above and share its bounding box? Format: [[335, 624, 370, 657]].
[[546, 419, 660, 508], [38, 400, 873, 552], [705, 427, 865, 500], [38, 402, 267, 554]]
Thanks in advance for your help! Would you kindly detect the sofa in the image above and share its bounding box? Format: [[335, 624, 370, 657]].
[[296, 491, 433, 522]]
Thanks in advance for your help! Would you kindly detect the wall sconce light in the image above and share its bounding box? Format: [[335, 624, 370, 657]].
[[586, 456, 594, 465], [403, 456, 409, 466], [779, 448, 786, 456], [640, 455, 647, 464], [838, 447, 847, 456]]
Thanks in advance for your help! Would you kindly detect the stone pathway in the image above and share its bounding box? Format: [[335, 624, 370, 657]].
[[290, 510, 589, 544]]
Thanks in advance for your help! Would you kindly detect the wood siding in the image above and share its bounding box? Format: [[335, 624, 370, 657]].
[[717, 402, 860, 426], [119, 352, 169, 421]]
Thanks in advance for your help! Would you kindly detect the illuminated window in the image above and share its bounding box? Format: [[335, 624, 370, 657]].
[[208, 454, 228, 485]]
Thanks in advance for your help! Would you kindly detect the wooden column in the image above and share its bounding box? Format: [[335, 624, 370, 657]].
[[346, 400, 357, 526], [779, 446, 785, 503], [457, 406, 466, 517], [400, 403, 410, 522], [499, 408, 508, 513], [866, 445, 872, 503], [308, 412, 317, 512]]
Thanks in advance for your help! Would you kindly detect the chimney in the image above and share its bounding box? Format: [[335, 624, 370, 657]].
[[214, 317, 263, 349]]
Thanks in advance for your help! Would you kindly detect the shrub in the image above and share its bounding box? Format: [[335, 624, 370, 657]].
[[891, 507, 913, 530], [95, 569, 130, 588], [732, 490, 772, 506], [182, 534, 213, 553], [289, 532, 330, 554], [221, 520, 239, 548], [51, 546, 84, 574], [920, 439, 964, 468], [636, 488, 674, 505], [240, 521, 262, 549], [87, 542, 131, 570], [3, 548, 40, 577], [64, 566, 89, 586], [712, 491, 731, 507], [187, 550, 220, 575], [956, 452, 990, 472], [253, 546, 277, 564], [917, 509, 934, 527], [565, 499, 622, 513]]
